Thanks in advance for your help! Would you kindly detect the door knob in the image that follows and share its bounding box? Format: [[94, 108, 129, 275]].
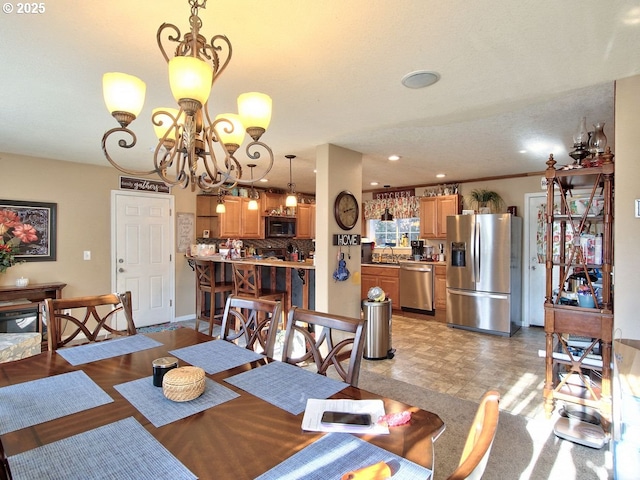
[[118, 268, 125, 273]]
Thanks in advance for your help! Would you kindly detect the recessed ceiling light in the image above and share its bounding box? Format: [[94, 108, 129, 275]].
[[401, 70, 441, 89], [370, 181, 379, 186], [519, 150, 527, 154], [388, 155, 400, 161], [259, 178, 268, 183], [436, 173, 446, 178]]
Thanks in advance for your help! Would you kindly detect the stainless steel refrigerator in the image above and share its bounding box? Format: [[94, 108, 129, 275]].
[[446, 214, 522, 336]]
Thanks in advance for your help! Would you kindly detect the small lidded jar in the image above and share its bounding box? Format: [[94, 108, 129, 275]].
[[152, 356, 178, 387]]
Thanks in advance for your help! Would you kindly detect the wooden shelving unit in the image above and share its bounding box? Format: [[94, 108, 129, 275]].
[[542, 149, 614, 426]]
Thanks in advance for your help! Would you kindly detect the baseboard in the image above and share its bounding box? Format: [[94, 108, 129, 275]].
[[174, 313, 196, 323]]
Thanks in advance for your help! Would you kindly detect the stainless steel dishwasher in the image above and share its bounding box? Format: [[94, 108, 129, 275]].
[[399, 261, 434, 312]]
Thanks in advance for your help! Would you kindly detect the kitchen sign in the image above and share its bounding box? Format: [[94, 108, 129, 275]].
[[373, 188, 415, 199], [120, 176, 171, 194], [333, 234, 361, 246]]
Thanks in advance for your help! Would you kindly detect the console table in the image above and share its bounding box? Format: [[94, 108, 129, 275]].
[[0, 282, 67, 352]]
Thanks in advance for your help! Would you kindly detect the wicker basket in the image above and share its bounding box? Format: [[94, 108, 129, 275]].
[[162, 366, 205, 402]]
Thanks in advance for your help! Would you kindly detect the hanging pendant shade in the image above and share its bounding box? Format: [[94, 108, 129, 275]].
[[380, 207, 394, 221]]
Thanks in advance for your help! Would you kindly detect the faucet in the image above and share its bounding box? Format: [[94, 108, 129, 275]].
[[381, 245, 395, 263]]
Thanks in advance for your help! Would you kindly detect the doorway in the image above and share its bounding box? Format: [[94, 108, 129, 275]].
[[111, 191, 175, 328], [523, 193, 546, 327]]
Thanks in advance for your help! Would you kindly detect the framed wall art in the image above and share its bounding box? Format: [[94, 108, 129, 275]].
[[0, 199, 57, 261]]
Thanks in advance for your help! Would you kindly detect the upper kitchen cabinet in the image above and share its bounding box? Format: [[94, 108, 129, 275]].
[[219, 197, 264, 239], [419, 194, 460, 239], [196, 195, 219, 238], [262, 192, 284, 215], [296, 204, 316, 239]]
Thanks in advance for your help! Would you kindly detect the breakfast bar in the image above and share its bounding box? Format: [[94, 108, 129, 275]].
[[188, 256, 316, 316]]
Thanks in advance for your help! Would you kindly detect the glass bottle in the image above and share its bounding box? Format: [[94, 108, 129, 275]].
[[590, 122, 607, 155], [573, 116, 589, 147]]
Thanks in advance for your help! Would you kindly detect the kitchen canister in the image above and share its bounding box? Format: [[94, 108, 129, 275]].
[[152, 356, 178, 387], [162, 366, 206, 402]]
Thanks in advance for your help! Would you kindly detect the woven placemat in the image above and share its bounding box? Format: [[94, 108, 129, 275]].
[[256, 432, 432, 479], [0, 370, 113, 435], [169, 339, 264, 374], [57, 334, 163, 366], [224, 360, 348, 415], [114, 376, 239, 427], [8, 417, 197, 479]]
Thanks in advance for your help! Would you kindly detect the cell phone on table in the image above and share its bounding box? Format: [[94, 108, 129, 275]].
[[321, 411, 372, 427]]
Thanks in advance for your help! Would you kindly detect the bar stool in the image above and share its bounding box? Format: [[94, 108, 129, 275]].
[[195, 260, 234, 336], [231, 262, 288, 326]]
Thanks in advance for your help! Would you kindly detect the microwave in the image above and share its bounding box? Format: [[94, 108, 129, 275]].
[[266, 216, 296, 237]]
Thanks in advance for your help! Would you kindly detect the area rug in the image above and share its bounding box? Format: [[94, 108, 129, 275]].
[[357, 371, 612, 480], [136, 323, 185, 334]]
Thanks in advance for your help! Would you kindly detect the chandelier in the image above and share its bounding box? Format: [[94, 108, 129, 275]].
[[101, 0, 274, 193]]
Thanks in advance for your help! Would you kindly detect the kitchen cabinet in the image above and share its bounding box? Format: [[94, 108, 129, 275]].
[[219, 197, 264, 239], [542, 150, 614, 426], [196, 195, 219, 238], [361, 265, 400, 311], [296, 204, 316, 239], [419, 195, 460, 239], [434, 265, 447, 311], [262, 192, 284, 215]]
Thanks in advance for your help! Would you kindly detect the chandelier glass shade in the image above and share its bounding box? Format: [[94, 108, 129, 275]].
[[101, 0, 274, 193]]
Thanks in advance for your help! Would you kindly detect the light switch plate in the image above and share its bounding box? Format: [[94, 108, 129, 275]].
[[635, 199, 640, 218], [83, 251, 91, 260]]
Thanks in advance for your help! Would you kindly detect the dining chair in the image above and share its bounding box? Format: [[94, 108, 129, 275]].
[[44, 291, 136, 351], [282, 306, 366, 387], [445, 390, 500, 480], [231, 261, 287, 320], [195, 260, 234, 336], [219, 295, 283, 358], [0, 435, 12, 480]]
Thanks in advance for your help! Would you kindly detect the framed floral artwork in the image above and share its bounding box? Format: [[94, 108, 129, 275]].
[[0, 200, 57, 262]]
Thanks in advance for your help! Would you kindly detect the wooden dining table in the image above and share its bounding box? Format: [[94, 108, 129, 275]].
[[0, 328, 444, 479]]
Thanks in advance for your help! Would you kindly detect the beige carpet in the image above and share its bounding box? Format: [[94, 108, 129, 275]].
[[358, 371, 612, 480]]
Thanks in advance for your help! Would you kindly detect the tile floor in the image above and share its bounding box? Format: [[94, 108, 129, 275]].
[[185, 311, 550, 420], [360, 313, 549, 419]]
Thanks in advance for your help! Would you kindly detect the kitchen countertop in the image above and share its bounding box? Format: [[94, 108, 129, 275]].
[[188, 255, 316, 270], [363, 261, 447, 267]]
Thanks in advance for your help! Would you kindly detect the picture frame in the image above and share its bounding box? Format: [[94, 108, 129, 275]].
[[0, 199, 57, 261]]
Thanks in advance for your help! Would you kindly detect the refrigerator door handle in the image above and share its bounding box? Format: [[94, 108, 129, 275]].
[[448, 288, 509, 301], [474, 220, 481, 283]]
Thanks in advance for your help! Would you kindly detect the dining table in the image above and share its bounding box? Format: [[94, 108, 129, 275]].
[[0, 328, 445, 479]]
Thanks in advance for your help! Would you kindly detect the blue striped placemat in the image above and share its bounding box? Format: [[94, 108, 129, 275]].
[[0, 370, 113, 435], [8, 417, 197, 480], [114, 376, 239, 427], [224, 361, 348, 415], [57, 334, 163, 366], [169, 339, 265, 374], [256, 432, 432, 479]]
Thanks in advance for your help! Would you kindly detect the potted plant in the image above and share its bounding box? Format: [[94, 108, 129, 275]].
[[467, 189, 505, 213]]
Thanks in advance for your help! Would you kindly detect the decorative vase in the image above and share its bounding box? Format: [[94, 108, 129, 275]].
[[589, 122, 607, 156]]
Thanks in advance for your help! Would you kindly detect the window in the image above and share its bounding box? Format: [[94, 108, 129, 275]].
[[368, 217, 420, 246]]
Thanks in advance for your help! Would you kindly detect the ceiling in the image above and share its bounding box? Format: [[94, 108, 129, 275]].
[[2, 1, 639, 194]]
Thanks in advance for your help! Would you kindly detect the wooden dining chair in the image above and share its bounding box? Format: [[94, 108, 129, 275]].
[[44, 291, 136, 351], [231, 261, 287, 319], [195, 260, 234, 336], [219, 295, 283, 358], [282, 306, 366, 387], [0, 435, 12, 480], [445, 390, 500, 480]]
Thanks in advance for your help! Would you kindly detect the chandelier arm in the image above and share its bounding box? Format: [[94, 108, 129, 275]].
[[156, 23, 181, 63], [153, 144, 188, 189], [206, 35, 232, 83], [232, 141, 274, 185], [102, 128, 158, 176]]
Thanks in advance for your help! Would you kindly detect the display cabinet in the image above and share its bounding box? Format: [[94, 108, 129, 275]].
[[542, 148, 614, 425]]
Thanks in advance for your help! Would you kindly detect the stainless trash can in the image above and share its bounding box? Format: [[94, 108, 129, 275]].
[[361, 298, 392, 360]]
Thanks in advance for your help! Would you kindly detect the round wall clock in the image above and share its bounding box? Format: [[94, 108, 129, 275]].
[[334, 190, 359, 230]]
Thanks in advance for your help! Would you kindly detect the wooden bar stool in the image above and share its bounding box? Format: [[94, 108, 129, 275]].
[[231, 262, 288, 327], [195, 260, 233, 336]]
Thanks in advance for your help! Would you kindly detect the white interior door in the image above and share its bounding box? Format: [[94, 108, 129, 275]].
[[523, 192, 549, 327], [112, 191, 174, 328]]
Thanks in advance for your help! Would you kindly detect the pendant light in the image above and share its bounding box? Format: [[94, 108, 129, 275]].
[[247, 164, 259, 210], [380, 185, 394, 221], [215, 189, 226, 214], [285, 154, 297, 208]]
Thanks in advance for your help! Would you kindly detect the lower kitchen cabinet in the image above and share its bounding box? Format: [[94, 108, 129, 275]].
[[434, 265, 447, 311], [361, 265, 400, 311]]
